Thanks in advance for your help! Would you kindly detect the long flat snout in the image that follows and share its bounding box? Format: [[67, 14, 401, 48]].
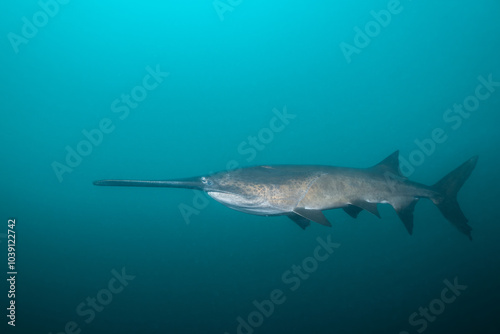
[[93, 176, 205, 190]]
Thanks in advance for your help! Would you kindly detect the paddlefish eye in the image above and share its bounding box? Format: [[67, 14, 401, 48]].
[[201, 177, 213, 186]]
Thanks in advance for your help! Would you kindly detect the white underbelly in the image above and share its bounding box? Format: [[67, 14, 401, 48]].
[[207, 191, 286, 216]]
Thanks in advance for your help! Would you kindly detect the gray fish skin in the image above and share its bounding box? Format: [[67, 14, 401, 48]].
[[94, 151, 478, 239]]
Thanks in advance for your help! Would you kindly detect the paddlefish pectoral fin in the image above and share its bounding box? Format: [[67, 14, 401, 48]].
[[293, 208, 331, 227]]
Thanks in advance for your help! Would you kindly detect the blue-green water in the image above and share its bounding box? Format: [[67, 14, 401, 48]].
[[1, 1, 500, 333]]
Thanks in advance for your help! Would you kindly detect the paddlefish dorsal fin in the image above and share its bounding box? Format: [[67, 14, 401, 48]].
[[371, 150, 406, 179]]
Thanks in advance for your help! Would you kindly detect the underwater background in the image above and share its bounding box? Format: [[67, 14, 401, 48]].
[[1, 1, 500, 333]]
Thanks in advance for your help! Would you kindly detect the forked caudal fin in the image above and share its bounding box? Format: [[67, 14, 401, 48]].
[[431, 156, 479, 240]]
